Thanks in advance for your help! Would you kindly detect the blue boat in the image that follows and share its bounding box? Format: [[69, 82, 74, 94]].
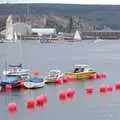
[[1, 75, 25, 88]]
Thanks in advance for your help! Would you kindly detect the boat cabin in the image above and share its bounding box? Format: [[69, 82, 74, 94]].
[[7, 64, 23, 72], [73, 64, 89, 73], [48, 70, 61, 77]]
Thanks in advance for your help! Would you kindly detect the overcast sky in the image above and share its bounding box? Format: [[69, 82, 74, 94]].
[[0, 0, 120, 4]]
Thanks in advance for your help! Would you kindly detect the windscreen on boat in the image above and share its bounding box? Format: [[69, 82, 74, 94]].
[[8, 64, 23, 68], [49, 71, 59, 77]]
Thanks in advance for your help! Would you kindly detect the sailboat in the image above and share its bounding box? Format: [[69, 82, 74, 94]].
[[73, 30, 82, 42], [1, 15, 18, 43], [5, 15, 14, 42]]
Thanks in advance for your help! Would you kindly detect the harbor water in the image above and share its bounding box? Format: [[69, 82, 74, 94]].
[[0, 40, 120, 120]]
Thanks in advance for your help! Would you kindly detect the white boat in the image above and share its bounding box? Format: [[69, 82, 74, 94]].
[[44, 69, 64, 83], [24, 77, 45, 89], [3, 64, 30, 79]]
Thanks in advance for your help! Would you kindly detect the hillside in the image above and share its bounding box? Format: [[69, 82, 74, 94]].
[[0, 4, 120, 29]]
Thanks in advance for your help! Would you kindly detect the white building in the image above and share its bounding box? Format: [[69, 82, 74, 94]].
[[32, 28, 56, 36], [13, 22, 32, 36]]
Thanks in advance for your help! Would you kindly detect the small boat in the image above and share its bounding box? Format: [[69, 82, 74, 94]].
[[64, 64, 96, 80], [1, 75, 26, 88], [24, 77, 45, 89], [44, 69, 64, 83]]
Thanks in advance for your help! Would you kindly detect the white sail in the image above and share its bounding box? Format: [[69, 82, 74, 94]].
[[74, 30, 82, 40], [5, 15, 13, 41]]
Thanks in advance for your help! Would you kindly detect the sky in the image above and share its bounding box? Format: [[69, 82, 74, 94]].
[[0, 0, 120, 4]]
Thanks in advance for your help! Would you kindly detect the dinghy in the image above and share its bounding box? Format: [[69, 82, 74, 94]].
[[24, 77, 45, 89]]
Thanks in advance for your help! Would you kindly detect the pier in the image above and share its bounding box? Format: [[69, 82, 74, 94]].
[[82, 30, 120, 39]]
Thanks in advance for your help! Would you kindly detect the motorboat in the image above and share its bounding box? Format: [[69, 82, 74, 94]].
[[44, 69, 64, 83], [64, 64, 96, 80], [23, 77, 45, 89], [1, 74, 27, 88]]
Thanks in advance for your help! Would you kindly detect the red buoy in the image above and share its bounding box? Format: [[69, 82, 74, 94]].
[[106, 85, 113, 92], [8, 102, 17, 111], [0, 87, 2, 93], [27, 98, 35, 108], [19, 82, 24, 88], [67, 88, 75, 98], [55, 78, 62, 84], [115, 81, 120, 90], [99, 85, 106, 92], [85, 86, 93, 94], [101, 72, 107, 78], [96, 73, 101, 79], [68, 76, 74, 81], [41, 93, 47, 103], [88, 74, 95, 80], [36, 96, 44, 106], [63, 76, 69, 83], [59, 91, 66, 100], [5, 84, 12, 92], [33, 71, 39, 76]]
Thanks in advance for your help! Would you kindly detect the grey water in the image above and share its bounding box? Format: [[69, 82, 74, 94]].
[[0, 40, 120, 120]]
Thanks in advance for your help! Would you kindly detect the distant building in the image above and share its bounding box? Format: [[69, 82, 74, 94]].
[[0, 15, 32, 40], [32, 28, 56, 36], [13, 22, 32, 36]]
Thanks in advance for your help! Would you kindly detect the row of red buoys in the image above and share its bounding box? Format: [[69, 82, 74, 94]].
[[7, 93, 47, 115], [59, 88, 75, 100], [27, 93, 47, 109], [89, 72, 107, 80], [55, 76, 75, 85], [85, 84, 113, 94]]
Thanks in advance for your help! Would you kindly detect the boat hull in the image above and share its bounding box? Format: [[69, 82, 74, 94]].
[[24, 81, 45, 89], [0, 82, 21, 88], [64, 71, 96, 79], [45, 79, 56, 83], [45, 76, 63, 83]]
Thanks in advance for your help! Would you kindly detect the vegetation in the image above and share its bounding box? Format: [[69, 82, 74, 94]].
[[0, 4, 120, 29]]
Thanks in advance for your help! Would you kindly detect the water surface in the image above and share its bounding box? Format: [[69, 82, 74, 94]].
[[0, 40, 120, 120]]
